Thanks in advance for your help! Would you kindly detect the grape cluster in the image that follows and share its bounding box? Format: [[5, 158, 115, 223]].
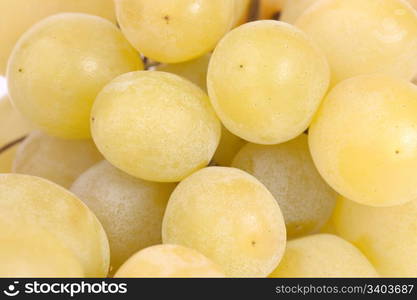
[[0, 0, 417, 278]]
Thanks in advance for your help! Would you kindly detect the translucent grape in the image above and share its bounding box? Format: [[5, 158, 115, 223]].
[[207, 20, 330, 144], [0, 0, 116, 75], [270, 234, 379, 277], [0, 96, 32, 173], [114, 244, 225, 278], [212, 126, 246, 167], [280, 0, 318, 24], [334, 196, 417, 277], [232, 134, 336, 239], [309, 74, 417, 207], [162, 167, 286, 277], [71, 161, 176, 273], [91, 71, 221, 182], [155, 54, 211, 91], [115, 0, 235, 63], [296, 0, 417, 85], [233, 0, 251, 26], [0, 174, 110, 277], [0, 222, 84, 277], [7, 13, 142, 139], [13, 131, 103, 188], [259, 0, 284, 19]]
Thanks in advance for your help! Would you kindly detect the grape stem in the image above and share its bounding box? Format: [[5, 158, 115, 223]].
[[0, 136, 27, 154]]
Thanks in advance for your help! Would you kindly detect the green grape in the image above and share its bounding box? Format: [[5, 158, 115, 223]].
[[408, 0, 417, 10], [233, 0, 251, 26], [207, 20, 330, 144], [91, 71, 221, 182], [0, 174, 110, 277], [115, 0, 235, 63], [13, 131, 103, 188], [319, 216, 338, 235], [0, 95, 32, 173], [155, 54, 211, 91], [309, 74, 417, 207], [211, 125, 246, 166], [259, 0, 285, 19], [334, 196, 417, 277], [296, 0, 417, 85], [232, 134, 336, 239], [7, 13, 142, 139], [71, 161, 176, 273], [270, 234, 379, 277], [0, 0, 116, 75], [114, 244, 225, 278], [162, 167, 286, 277], [281, 0, 319, 24], [0, 222, 84, 277]]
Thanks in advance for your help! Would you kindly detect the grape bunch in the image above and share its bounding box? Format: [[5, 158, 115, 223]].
[[0, 0, 417, 278]]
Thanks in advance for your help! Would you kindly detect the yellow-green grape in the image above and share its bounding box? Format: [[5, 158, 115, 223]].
[[91, 71, 221, 182], [0, 96, 32, 172], [207, 21, 330, 144], [211, 126, 246, 167], [319, 216, 338, 235], [296, 0, 417, 85], [7, 13, 142, 139], [71, 161, 176, 273], [0, 0, 116, 75], [114, 0, 235, 63], [0, 222, 84, 278], [0, 147, 18, 173], [233, 0, 251, 26], [270, 234, 379, 277], [114, 244, 225, 278], [309, 74, 417, 207], [232, 134, 336, 239], [155, 54, 211, 91], [13, 131, 103, 188], [0, 174, 110, 277], [281, 0, 318, 24], [259, 0, 285, 19], [408, 0, 417, 10], [334, 197, 417, 277], [162, 167, 286, 277]]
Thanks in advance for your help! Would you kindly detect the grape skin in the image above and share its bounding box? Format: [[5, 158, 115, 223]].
[[269, 234, 379, 277], [114, 244, 225, 278], [280, 0, 319, 24], [0, 222, 84, 277], [0, 0, 116, 75], [7, 13, 142, 139], [115, 0, 235, 63], [334, 196, 417, 277], [259, 0, 285, 19], [162, 167, 287, 277], [232, 134, 336, 239], [233, 0, 251, 26], [155, 56, 245, 167], [71, 161, 176, 273], [207, 20, 330, 144], [0, 174, 110, 277], [0, 96, 32, 173], [296, 0, 417, 85], [155, 54, 211, 92], [91, 71, 221, 182], [13, 131, 103, 188], [309, 74, 417, 207]]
